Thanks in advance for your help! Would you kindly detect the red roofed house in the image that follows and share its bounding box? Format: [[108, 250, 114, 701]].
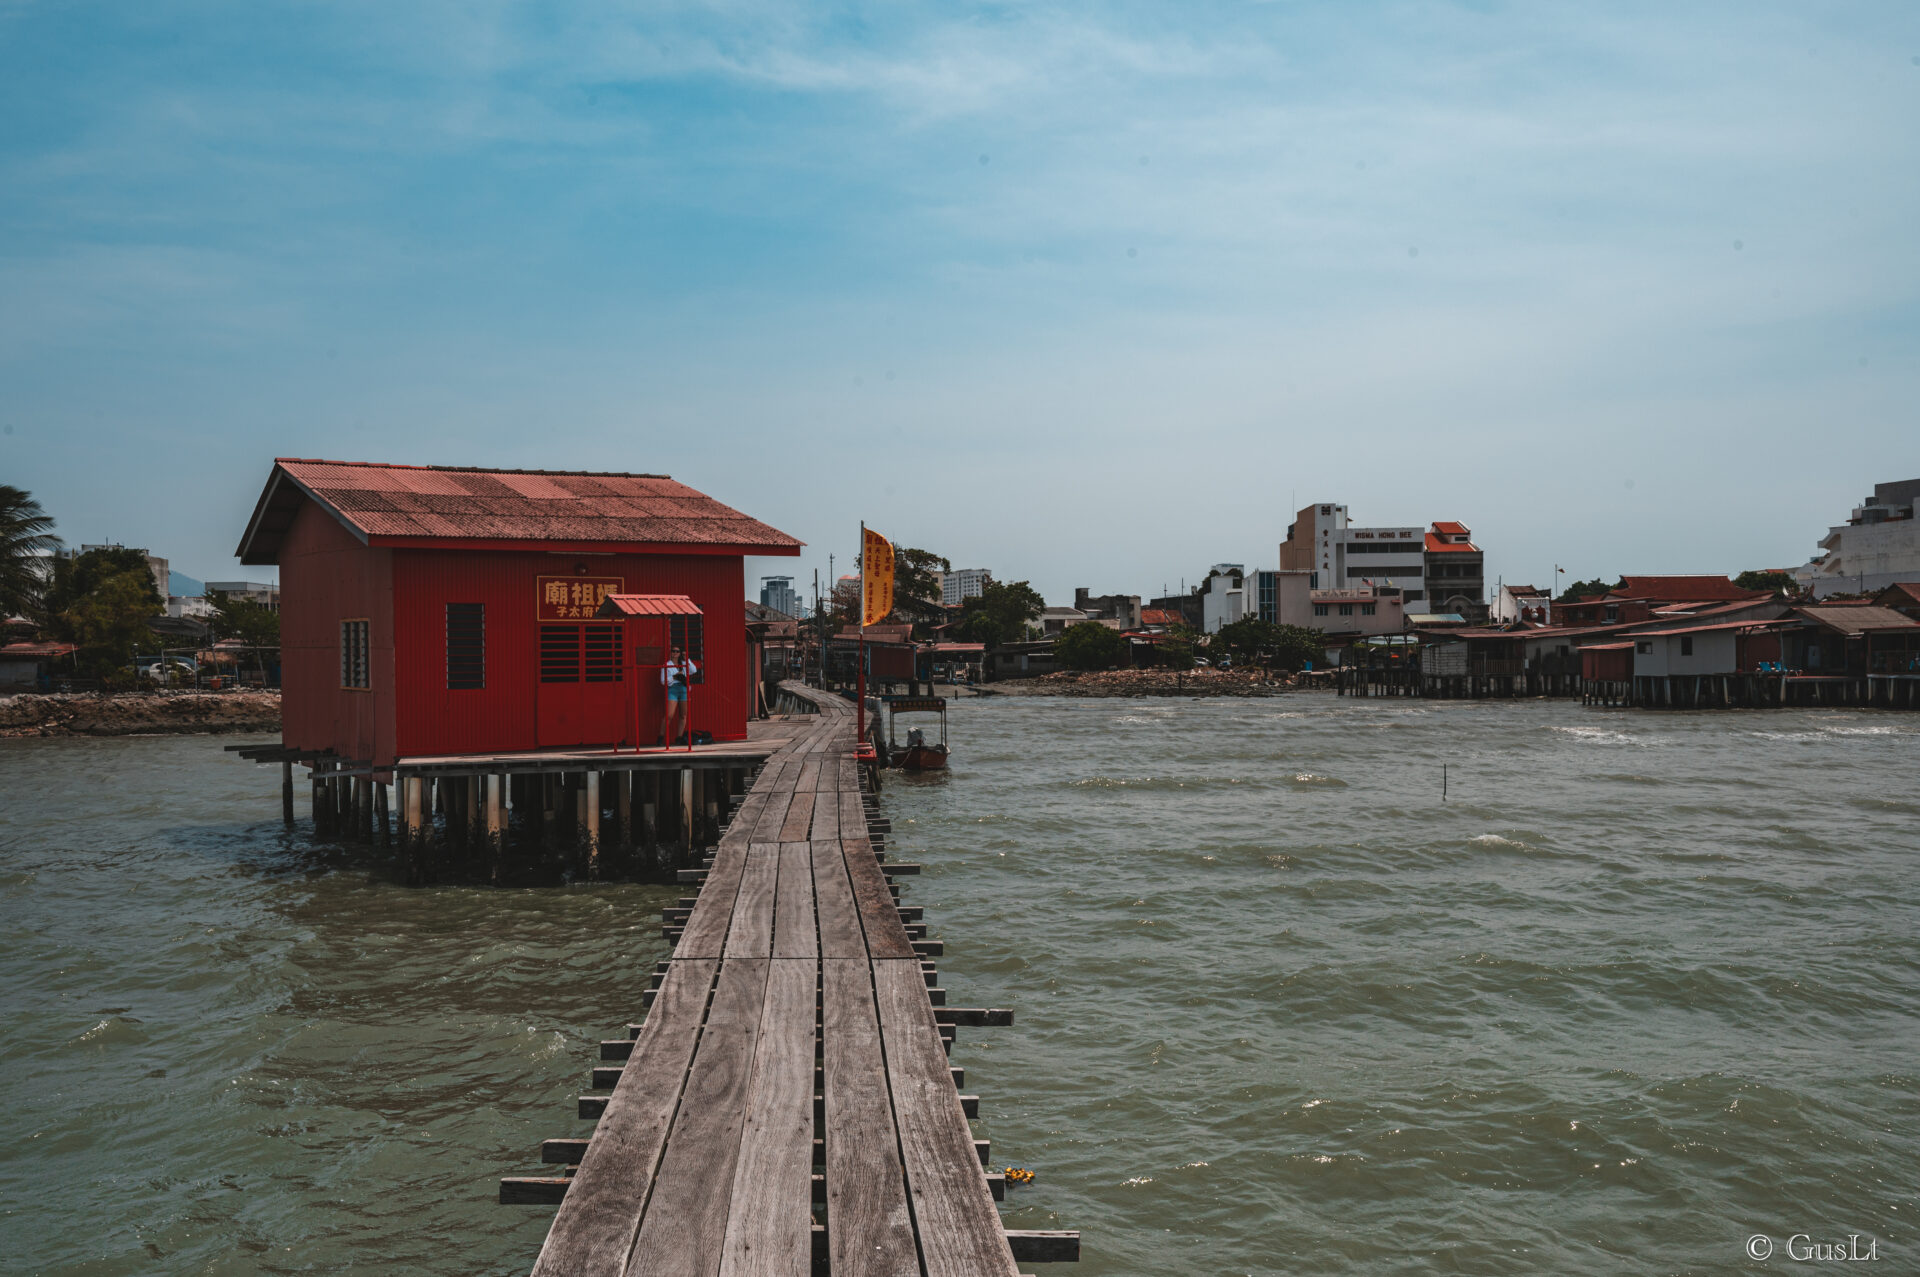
[[237, 459, 802, 770], [1555, 576, 1766, 627], [1422, 521, 1486, 621]]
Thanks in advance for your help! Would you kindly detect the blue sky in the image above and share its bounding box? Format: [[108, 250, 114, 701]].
[[3, 1, 1916, 602]]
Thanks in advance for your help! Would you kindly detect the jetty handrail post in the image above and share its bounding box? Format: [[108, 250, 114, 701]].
[[857, 519, 868, 747]]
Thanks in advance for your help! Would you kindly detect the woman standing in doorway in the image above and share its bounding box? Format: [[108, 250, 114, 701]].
[[664, 645, 698, 745]]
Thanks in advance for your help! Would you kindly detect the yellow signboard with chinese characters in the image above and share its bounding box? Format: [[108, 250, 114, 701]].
[[862, 527, 894, 627], [536, 576, 624, 621]]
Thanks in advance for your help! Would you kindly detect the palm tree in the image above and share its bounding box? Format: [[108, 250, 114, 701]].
[[0, 485, 63, 620]]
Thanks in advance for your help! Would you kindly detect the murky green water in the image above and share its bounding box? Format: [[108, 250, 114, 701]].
[[2, 696, 1916, 1274]]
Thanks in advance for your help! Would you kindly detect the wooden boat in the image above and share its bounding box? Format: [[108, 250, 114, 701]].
[[885, 696, 950, 771]]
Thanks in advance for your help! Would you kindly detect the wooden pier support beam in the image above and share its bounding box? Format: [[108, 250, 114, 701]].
[[281, 760, 294, 826], [585, 771, 602, 877]]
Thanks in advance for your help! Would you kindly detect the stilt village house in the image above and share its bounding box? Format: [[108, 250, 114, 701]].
[[237, 459, 802, 771]]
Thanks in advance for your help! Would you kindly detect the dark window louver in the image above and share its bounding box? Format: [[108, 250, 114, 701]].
[[584, 623, 623, 683], [447, 603, 484, 689], [540, 624, 581, 683], [340, 619, 370, 689]]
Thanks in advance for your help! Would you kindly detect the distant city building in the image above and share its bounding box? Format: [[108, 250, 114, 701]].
[[205, 581, 281, 609], [1799, 477, 1920, 598], [942, 568, 992, 607], [1200, 564, 1246, 633], [1307, 584, 1406, 638], [759, 575, 801, 618], [1280, 503, 1426, 604], [71, 543, 169, 602], [1492, 583, 1552, 625], [1073, 588, 1142, 630], [1040, 606, 1092, 635], [167, 595, 219, 621], [1423, 522, 1486, 622]]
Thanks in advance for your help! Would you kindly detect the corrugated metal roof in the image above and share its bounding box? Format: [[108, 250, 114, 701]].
[[238, 459, 803, 562], [1795, 605, 1920, 635], [1612, 575, 1758, 602], [597, 594, 702, 617], [0, 641, 78, 658]]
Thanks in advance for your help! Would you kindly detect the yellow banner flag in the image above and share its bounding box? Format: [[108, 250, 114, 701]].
[[862, 526, 895, 627]]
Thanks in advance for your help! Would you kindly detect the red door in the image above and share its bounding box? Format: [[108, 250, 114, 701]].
[[538, 624, 585, 746], [538, 622, 630, 747]]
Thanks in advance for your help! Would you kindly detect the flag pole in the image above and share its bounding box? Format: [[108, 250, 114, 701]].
[[857, 521, 867, 748]]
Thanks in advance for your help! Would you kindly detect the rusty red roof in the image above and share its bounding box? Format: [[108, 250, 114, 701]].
[[1431, 520, 1470, 536], [1610, 575, 1757, 602], [0, 641, 77, 658], [238, 459, 803, 563], [1424, 533, 1479, 553], [1140, 608, 1183, 625], [597, 594, 702, 617]]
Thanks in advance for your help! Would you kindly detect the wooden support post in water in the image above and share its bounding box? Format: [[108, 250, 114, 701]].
[[585, 771, 601, 877], [281, 760, 294, 826], [680, 767, 694, 851], [376, 781, 391, 847], [616, 771, 632, 851]]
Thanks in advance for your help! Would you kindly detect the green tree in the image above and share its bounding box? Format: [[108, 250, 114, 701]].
[[1558, 576, 1621, 602], [1733, 569, 1796, 596], [207, 589, 281, 647], [1055, 620, 1125, 670], [58, 572, 160, 678], [1214, 617, 1327, 671], [46, 547, 165, 678], [0, 485, 62, 620], [893, 548, 950, 608], [951, 579, 1043, 648], [1153, 623, 1199, 670]]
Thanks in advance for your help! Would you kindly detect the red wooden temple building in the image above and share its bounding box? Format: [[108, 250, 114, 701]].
[[237, 459, 802, 772]]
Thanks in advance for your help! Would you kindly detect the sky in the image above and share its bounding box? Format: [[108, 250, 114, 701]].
[[3, 1, 1917, 604]]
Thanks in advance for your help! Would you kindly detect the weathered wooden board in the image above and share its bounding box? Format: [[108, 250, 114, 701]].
[[725, 843, 780, 958], [841, 842, 917, 960], [752, 791, 795, 842], [811, 839, 866, 960], [718, 959, 818, 1277], [872, 960, 1020, 1277], [530, 960, 718, 1277], [822, 959, 919, 1277], [778, 790, 816, 843], [676, 841, 749, 958], [772, 842, 818, 960], [625, 958, 772, 1277]]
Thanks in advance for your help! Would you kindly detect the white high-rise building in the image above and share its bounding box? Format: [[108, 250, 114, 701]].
[[942, 568, 991, 607], [1279, 503, 1427, 605], [759, 575, 801, 617], [1800, 478, 1920, 598]]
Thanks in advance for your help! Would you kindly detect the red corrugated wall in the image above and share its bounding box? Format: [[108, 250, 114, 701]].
[[279, 505, 395, 765], [389, 548, 747, 758]]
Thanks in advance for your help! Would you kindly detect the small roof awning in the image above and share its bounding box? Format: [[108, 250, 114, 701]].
[[596, 594, 702, 618]]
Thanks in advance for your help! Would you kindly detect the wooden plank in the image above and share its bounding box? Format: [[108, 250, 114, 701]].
[[751, 791, 794, 842], [842, 841, 916, 960], [796, 758, 822, 793], [530, 960, 718, 1277], [772, 843, 818, 960], [718, 960, 818, 1277], [676, 841, 749, 958], [840, 791, 866, 837], [725, 843, 779, 958], [872, 960, 1020, 1277], [778, 790, 816, 843], [811, 839, 866, 960], [625, 958, 772, 1277], [822, 959, 918, 1277]]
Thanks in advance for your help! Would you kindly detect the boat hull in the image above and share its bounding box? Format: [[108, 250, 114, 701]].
[[897, 744, 949, 771]]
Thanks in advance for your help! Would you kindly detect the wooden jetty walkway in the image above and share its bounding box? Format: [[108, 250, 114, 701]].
[[502, 683, 1076, 1275]]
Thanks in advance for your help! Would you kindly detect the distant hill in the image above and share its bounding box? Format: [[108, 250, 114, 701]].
[[169, 570, 205, 597]]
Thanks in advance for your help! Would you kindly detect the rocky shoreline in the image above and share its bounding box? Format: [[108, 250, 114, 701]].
[[0, 690, 282, 738], [981, 668, 1308, 698]]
